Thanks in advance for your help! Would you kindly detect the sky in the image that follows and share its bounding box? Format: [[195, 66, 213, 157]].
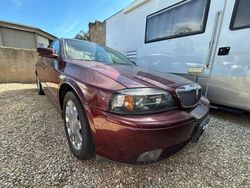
[[0, 0, 134, 38]]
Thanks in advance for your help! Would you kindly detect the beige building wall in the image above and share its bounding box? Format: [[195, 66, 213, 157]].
[[0, 30, 3, 46], [0, 46, 39, 83], [36, 34, 50, 48]]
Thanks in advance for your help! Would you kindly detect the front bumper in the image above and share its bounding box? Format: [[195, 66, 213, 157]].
[[191, 115, 210, 143], [85, 97, 210, 164]]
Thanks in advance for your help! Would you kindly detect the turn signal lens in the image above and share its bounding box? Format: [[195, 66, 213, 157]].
[[124, 95, 133, 111]]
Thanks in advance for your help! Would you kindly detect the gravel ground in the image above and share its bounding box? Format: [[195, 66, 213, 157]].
[[0, 83, 249, 188]]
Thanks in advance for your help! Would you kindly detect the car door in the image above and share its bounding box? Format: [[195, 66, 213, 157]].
[[43, 39, 61, 110]]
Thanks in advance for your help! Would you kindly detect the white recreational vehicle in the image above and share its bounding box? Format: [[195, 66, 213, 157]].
[[105, 0, 250, 111]]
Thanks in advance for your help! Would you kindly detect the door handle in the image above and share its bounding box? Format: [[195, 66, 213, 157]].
[[218, 47, 230, 56]]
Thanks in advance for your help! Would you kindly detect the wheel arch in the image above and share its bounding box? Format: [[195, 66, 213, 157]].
[[58, 80, 97, 136], [59, 80, 86, 110]]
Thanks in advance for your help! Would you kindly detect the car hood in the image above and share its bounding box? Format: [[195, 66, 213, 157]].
[[71, 60, 193, 90]]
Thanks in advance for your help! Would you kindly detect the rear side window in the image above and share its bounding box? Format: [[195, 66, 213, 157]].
[[145, 0, 210, 43], [230, 0, 250, 30]]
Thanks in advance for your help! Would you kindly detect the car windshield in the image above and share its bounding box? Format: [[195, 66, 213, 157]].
[[64, 39, 134, 65]]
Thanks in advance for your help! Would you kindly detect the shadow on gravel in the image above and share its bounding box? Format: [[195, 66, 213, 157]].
[[210, 109, 250, 129]]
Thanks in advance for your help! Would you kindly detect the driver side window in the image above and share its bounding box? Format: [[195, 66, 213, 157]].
[[51, 40, 60, 55]]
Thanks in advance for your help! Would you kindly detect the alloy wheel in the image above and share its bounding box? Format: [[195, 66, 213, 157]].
[[65, 100, 83, 151]]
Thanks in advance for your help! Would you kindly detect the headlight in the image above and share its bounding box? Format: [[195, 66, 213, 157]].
[[109, 88, 176, 114]]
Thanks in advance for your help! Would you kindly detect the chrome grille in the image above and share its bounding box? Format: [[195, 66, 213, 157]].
[[176, 84, 202, 108]]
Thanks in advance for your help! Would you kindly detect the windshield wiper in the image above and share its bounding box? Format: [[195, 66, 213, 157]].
[[73, 59, 95, 61]]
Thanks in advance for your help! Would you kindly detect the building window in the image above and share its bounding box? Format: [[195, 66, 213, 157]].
[[230, 0, 250, 30], [145, 0, 210, 43], [37, 43, 47, 48]]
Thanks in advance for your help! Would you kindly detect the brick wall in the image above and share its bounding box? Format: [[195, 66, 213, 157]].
[[89, 21, 105, 45], [0, 46, 39, 83]]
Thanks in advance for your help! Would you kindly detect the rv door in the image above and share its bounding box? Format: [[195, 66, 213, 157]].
[[202, 0, 250, 111]]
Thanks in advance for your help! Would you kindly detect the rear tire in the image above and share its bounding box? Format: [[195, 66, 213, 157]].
[[63, 91, 95, 160], [36, 78, 44, 95]]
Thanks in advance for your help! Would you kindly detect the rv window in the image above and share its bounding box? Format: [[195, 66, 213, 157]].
[[145, 0, 210, 43], [230, 0, 250, 30]]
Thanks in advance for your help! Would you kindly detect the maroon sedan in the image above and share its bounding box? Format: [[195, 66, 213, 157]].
[[35, 38, 210, 164]]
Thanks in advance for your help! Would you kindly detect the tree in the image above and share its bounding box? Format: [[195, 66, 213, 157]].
[[74, 30, 90, 41]]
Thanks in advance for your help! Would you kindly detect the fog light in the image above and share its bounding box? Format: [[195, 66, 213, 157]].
[[137, 149, 162, 162]]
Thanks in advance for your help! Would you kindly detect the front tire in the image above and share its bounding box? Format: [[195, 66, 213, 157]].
[[63, 91, 95, 160]]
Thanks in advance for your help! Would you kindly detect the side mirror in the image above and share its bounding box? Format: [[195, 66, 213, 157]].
[[37, 47, 58, 59]]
